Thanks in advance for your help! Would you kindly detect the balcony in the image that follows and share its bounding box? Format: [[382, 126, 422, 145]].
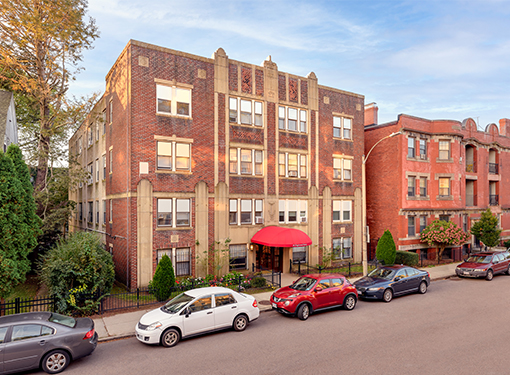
[[465, 194, 477, 207], [489, 163, 499, 174], [489, 195, 499, 206], [465, 160, 476, 173]]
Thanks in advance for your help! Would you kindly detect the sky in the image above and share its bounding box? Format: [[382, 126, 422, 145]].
[[69, 0, 510, 129]]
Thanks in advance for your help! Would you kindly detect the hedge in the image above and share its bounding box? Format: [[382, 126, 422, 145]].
[[395, 250, 419, 267]]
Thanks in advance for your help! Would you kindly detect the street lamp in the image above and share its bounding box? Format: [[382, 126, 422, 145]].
[[362, 130, 402, 275]]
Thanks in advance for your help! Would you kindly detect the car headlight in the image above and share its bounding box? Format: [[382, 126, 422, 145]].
[[474, 269, 485, 272], [367, 287, 384, 291], [146, 322, 162, 331], [288, 294, 300, 298], [284, 301, 291, 306]]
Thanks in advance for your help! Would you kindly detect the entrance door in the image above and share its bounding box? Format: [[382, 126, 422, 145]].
[[257, 246, 283, 272]]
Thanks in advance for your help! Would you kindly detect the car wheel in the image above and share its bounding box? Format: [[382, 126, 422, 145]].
[[42, 350, 70, 374], [418, 281, 427, 294], [343, 295, 357, 311], [161, 328, 180, 347], [486, 269, 494, 281], [383, 289, 393, 303], [297, 303, 310, 320], [233, 314, 248, 332], [506, 266, 510, 275]]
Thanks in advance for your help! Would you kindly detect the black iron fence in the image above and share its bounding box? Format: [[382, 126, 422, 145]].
[[251, 264, 281, 288], [289, 260, 377, 278]]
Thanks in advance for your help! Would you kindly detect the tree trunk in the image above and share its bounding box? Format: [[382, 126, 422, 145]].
[[438, 245, 446, 262]]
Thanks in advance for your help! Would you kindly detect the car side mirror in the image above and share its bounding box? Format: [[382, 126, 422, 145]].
[[394, 276, 402, 281], [315, 287, 323, 292], [183, 307, 191, 317]]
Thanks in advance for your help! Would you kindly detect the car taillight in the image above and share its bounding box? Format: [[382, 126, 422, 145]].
[[83, 329, 94, 340], [252, 300, 258, 308]]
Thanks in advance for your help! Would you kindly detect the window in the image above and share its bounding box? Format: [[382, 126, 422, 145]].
[[293, 246, 307, 263], [156, 84, 191, 117], [419, 139, 427, 159], [215, 293, 237, 306], [462, 214, 468, 232], [439, 215, 450, 222], [408, 216, 416, 236], [230, 148, 263, 176], [230, 199, 263, 225], [229, 244, 247, 270], [88, 201, 93, 223], [95, 159, 99, 182], [157, 248, 191, 276], [96, 121, 99, 141], [176, 199, 190, 226], [419, 177, 427, 196], [109, 149, 113, 174], [78, 137, 82, 154], [279, 152, 307, 178], [102, 109, 106, 134], [279, 106, 307, 133], [11, 325, 53, 341], [157, 198, 191, 228], [333, 238, 352, 259], [102, 200, 106, 224], [439, 177, 450, 196], [408, 137, 415, 158], [0, 327, 7, 343], [333, 116, 353, 140], [79, 202, 82, 221], [333, 157, 353, 181], [229, 97, 263, 126], [102, 155, 106, 179], [408, 177, 415, 197], [87, 163, 93, 185], [109, 199, 112, 223], [279, 200, 307, 223], [157, 199, 172, 227], [87, 126, 93, 147], [419, 216, 427, 233], [333, 200, 352, 222], [189, 296, 212, 312], [108, 100, 113, 124], [96, 200, 99, 223], [157, 141, 191, 172], [438, 140, 450, 160]]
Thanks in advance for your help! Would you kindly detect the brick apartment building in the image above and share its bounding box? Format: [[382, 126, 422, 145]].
[[69, 40, 365, 289], [364, 103, 510, 259]]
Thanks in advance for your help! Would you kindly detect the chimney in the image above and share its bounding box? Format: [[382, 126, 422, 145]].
[[499, 118, 510, 136], [364, 102, 378, 126]]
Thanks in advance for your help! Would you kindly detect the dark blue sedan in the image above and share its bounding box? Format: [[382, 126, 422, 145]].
[[353, 265, 430, 302]]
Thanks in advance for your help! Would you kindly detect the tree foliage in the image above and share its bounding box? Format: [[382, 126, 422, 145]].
[[0, 0, 99, 194], [470, 208, 502, 248], [150, 255, 176, 302], [0, 149, 40, 299], [376, 230, 397, 265], [38, 231, 114, 313], [420, 220, 470, 260]]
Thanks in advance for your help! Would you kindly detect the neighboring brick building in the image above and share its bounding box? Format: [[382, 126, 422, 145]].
[[70, 40, 365, 289], [364, 103, 510, 260]]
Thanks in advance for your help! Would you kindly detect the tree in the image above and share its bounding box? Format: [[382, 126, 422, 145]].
[[0, 0, 99, 196], [0, 152, 37, 303], [38, 231, 114, 314], [470, 208, 502, 248], [376, 230, 396, 265], [150, 255, 176, 302], [420, 220, 470, 261]]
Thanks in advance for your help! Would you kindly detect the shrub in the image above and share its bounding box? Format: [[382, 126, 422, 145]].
[[376, 230, 397, 265], [251, 276, 267, 288], [150, 255, 175, 301], [504, 239, 510, 249], [38, 231, 114, 314], [395, 251, 419, 267]]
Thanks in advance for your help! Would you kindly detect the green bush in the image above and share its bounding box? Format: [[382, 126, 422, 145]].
[[395, 251, 419, 267], [38, 231, 115, 314], [376, 230, 397, 265], [503, 239, 510, 249], [251, 276, 267, 288], [150, 255, 175, 301]]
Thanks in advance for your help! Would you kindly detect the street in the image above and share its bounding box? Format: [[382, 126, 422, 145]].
[[28, 276, 510, 375]]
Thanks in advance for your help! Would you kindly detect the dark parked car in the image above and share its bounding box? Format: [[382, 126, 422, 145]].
[[270, 273, 358, 320], [456, 251, 510, 280], [354, 265, 430, 302], [0, 312, 97, 374]]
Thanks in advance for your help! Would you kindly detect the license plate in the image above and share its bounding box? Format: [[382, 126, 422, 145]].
[[463, 271, 469, 275], [271, 303, 277, 308]]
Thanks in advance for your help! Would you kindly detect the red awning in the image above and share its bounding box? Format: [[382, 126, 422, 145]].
[[251, 226, 312, 247]]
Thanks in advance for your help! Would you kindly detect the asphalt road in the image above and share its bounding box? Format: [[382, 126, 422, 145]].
[[27, 275, 510, 375]]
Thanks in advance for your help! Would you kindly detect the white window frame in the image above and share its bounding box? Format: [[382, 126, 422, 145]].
[[87, 126, 93, 147], [278, 105, 307, 133], [229, 244, 248, 270], [230, 148, 263, 176], [102, 155, 106, 180], [157, 198, 192, 228], [279, 152, 307, 178], [333, 200, 352, 222], [95, 159, 99, 182], [229, 97, 263, 127], [333, 116, 353, 140], [157, 141, 191, 172], [157, 248, 191, 276], [156, 84, 192, 118], [102, 200, 106, 224], [229, 199, 263, 225], [333, 156, 353, 181], [333, 237, 352, 259], [87, 163, 93, 185], [279, 199, 307, 224]]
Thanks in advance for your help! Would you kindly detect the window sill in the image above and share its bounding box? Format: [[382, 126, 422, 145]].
[[406, 156, 429, 162], [230, 174, 264, 178], [333, 221, 353, 224], [278, 129, 307, 135], [332, 137, 353, 142], [156, 226, 193, 231], [333, 179, 353, 183], [156, 170, 192, 175], [279, 177, 308, 181], [230, 122, 264, 129], [436, 195, 453, 201], [407, 196, 430, 201], [436, 158, 453, 163], [278, 221, 308, 225], [156, 112, 192, 120]]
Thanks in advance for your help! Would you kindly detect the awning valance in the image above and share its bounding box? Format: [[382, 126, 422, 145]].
[[251, 226, 312, 247]]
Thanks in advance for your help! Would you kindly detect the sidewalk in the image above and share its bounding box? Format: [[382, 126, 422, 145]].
[[93, 262, 460, 342]]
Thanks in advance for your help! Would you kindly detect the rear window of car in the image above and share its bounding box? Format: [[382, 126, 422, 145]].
[[49, 313, 76, 328], [466, 255, 492, 264]]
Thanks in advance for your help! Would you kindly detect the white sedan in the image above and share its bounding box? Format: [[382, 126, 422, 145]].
[[135, 286, 260, 347]]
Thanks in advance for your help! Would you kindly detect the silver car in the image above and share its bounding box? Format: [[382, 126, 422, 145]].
[[0, 312, 98, 374]]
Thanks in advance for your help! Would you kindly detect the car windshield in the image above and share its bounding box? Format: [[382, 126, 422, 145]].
[[290, 277, 317, 291], [162, 293, 194, 313], [466, 255, 492, 264], [368, 268, 396, 280], [49, 313, 76, 328]]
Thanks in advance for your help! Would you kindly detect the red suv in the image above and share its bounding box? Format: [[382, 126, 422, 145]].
[[270, 274, 358, 320]]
